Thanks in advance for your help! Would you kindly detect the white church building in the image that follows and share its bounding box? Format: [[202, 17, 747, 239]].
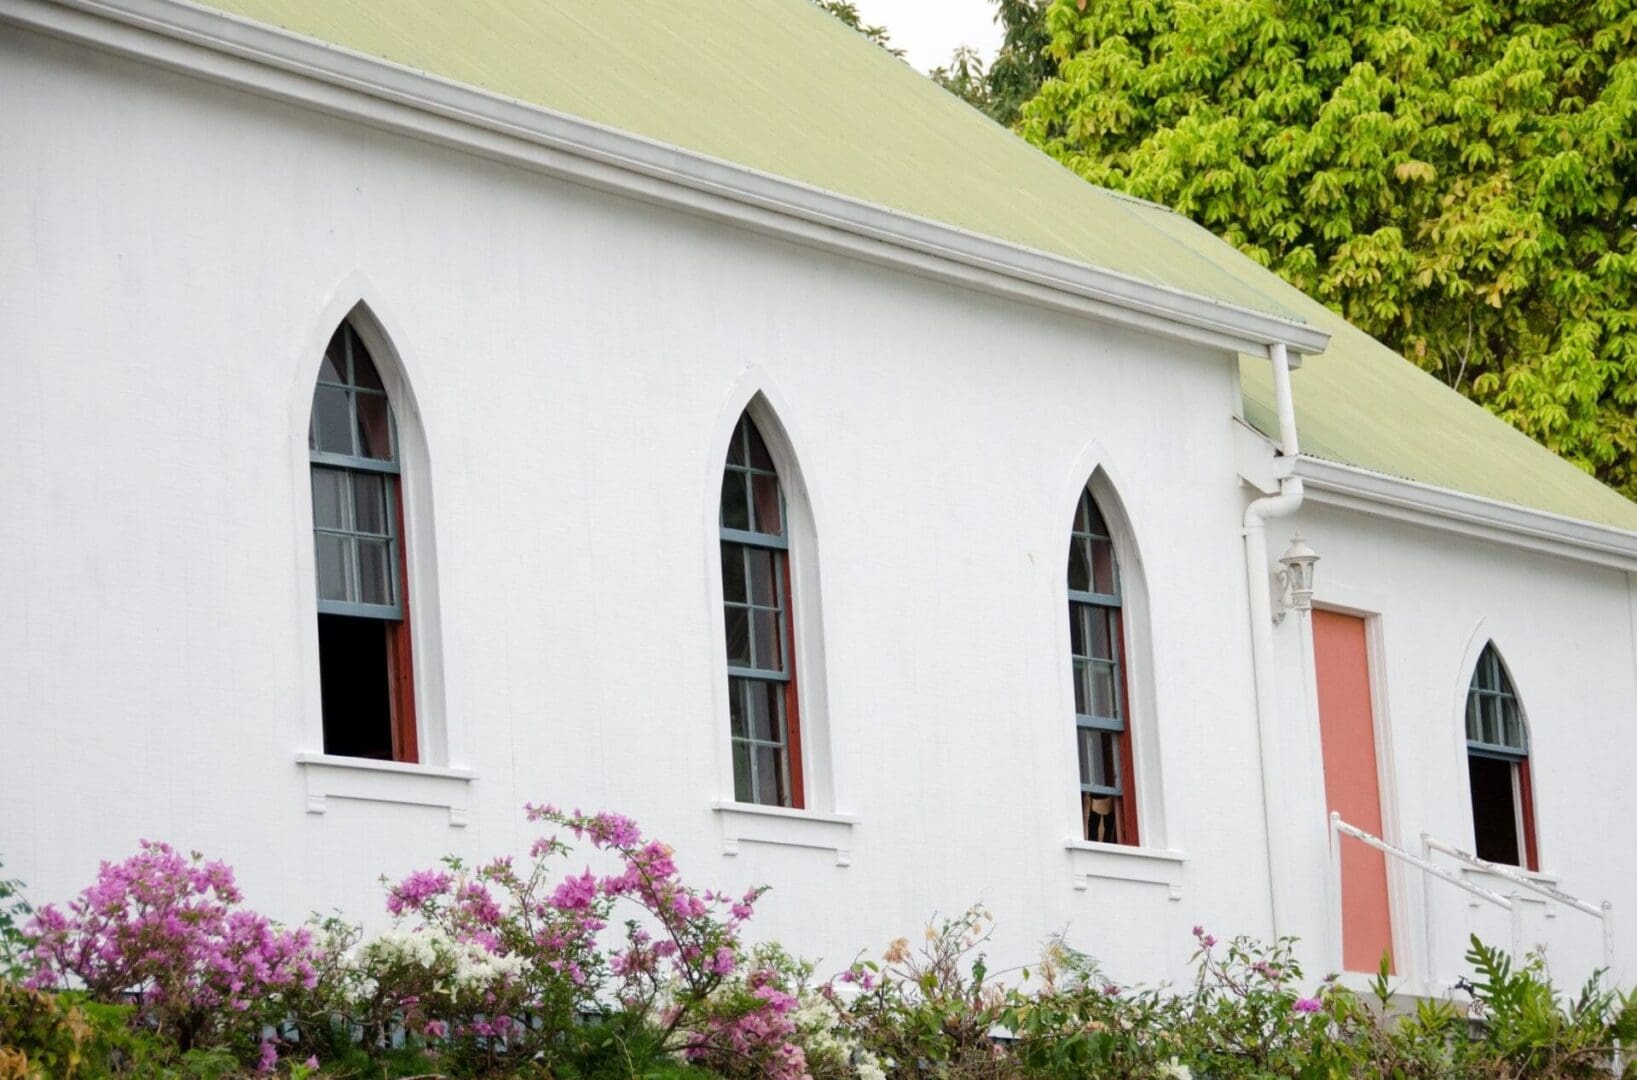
[[5, 0, 1637, 995]]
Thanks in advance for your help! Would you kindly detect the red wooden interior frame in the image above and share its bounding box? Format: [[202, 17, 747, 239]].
[[1114, 608, 1140, 846], [387, 479, 419, 764], [1518, 758, 1539, 872], [780, 554, 805, 810]]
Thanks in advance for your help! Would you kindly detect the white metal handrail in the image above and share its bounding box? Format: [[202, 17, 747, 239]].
[[1329, 813, 1524, 986], [1422, 833, 1615, 978], [1332, 815, 1622, 1073]]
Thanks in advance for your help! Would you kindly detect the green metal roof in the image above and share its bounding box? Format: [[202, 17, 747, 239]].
[[191, 0, 1637, 531]]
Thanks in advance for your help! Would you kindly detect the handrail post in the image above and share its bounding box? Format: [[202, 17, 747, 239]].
[[1510, 891, 1524, 962], [1421, 832, 1438, 992], [1329, 811, 1344, 971], [1602, 901, 1615, 975]]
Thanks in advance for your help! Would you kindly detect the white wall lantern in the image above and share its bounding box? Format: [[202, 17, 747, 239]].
[[1273, 533, 1318, 623]]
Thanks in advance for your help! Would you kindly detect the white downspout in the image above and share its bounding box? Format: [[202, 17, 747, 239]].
[[1245, 342, 1304, 938]]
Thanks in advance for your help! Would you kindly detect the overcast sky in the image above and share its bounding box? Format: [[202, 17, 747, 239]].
[[847, 0, 1005, 73]]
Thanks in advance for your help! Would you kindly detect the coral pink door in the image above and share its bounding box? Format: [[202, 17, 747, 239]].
[[1313, 610, 1395, 974]]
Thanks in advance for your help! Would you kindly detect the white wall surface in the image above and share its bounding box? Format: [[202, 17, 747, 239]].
[[1, 25, 1632, 994]]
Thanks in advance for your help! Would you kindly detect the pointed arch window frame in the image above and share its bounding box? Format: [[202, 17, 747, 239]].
[[1067, 483, 1140, 847], [719, 411, 806, 810], [306, 319, 419, 764], [1463, 643, 1539, 872]]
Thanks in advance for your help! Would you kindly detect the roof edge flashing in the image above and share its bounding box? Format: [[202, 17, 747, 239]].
[[2, 0, 1331, 359], [1293, 455, 1637, 570]]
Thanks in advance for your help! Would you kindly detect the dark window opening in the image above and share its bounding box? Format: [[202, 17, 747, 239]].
[[1468, 755, 1521, 866], [318, 614, 395, 761]]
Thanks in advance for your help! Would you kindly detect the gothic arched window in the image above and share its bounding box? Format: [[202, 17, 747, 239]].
[[1068, 485, 1137, 845], [719, 412, 803, 807], [1465, 644, 1537, 869], [309, 322, 416, 762]]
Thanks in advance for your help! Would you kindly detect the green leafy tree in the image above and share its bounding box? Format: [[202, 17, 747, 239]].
[[932, 1, 1054, 126], [1018, 0, 1637, 496], [813, 1, 904, 58]]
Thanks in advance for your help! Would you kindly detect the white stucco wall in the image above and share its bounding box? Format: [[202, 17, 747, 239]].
[[2, 25, 1632, 995]]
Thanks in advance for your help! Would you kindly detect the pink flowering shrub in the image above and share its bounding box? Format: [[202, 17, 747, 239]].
[[295, 803, 803, 1076], [23, 841, 316, 1054]]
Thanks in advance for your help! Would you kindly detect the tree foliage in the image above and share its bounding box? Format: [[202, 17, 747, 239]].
[[931, 1, 1053, 125], [813, 1, 904, 58], [1017, 0, 1637, 495]]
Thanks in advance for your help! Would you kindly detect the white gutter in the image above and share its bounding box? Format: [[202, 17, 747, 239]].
[[1294, 456, 1637, 572], [1243, 343, 1305, 939], [0, 0, 1330, 361]]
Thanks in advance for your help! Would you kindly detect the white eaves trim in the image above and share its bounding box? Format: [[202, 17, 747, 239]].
[[2, 0, 1330, 361], [1293, 455, 1637, 572]]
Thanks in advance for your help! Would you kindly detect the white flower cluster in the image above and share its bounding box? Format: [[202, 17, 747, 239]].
[[350, 925, 523, 998], [790, 995, 886, 1080], [451, 942, 524, 991]]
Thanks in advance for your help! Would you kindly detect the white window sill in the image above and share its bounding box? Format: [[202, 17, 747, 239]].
[[296, 753, 475, 826], [1064, 839, 1187, 893], [711, 801, 858, 866]]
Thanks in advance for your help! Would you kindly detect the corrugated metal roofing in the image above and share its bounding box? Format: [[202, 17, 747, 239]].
[[190, 0, 1637, 531]]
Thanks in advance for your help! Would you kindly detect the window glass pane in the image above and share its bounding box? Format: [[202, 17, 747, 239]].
[[753, 609, 783, 671], [1082, 494, 1109, 538], [732, 738, 753, 802], [1483, 694, 1502, 746], [311, 468, 348, 530], [1069, 603, 1086, 657], [1501, 698, 1524, 751], [1072, 659, 1088, 715], [350, 338, 385, 390], [754, 744, 787, 806], [310, 385, 354, 455], [721, 473, 751, 531], [723, 607, 751, 666], [1092, 538, 1118, 596], [1086, 661, 1118, 720], [729, 678, 750, 739], [315, 533, 353, 603], [726, 419, 748, 466], [745, 680, 781, 743], [357, 540, 394, 607], [318, 333, 345, 384], [1067, 536, 1091, 592], [1079, 727, 1117, 789], [1465, 693, 1482, 742], [751, 473, 783, 536], [353, 473, 389, 536], [1073, 492, 1090, 533], [355, 393, 394, 461], [721, 545, 747, 604], [746, 547, 778, 606], [1088, 607, 1114, 661], [746, 420, 775, 471]]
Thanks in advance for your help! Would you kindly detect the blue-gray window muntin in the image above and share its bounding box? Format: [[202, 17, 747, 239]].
[[1466, 644, 1527, 761], [1068, 487, 1132, 842], [720, 413, 797, 808], [309, 324, 402, 620]]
